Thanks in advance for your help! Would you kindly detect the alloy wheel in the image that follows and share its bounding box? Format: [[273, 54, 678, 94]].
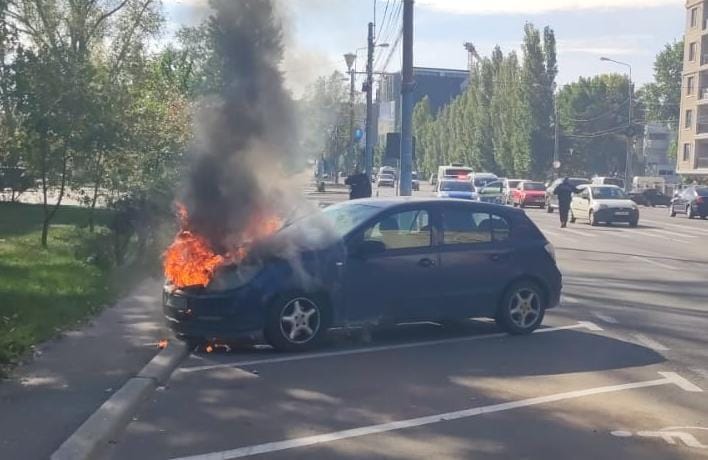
[[279, 298, 321, 344], [508, 289, 541, 329]]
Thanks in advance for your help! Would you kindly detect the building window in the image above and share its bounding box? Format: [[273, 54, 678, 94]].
[[686, 109, 693, 129], [689, 42, 697, 62], [683, 143, 692, 161], [688, 76, 695, 95], [691, 7, 699, 28]]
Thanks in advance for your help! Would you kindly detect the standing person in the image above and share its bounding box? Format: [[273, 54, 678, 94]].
[[345, 168, 372, 200], [554, 177, 580, 228]]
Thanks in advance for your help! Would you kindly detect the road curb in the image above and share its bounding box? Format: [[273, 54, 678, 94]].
[[50, 341, 188, 460]]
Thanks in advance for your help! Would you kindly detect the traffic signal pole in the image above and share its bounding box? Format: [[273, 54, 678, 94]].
[[399, 0, 414, 196], [365, 22, 374, 179]]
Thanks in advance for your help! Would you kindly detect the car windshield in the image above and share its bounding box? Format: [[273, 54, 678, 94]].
[[440, 181, 473, 192], [474, 177, 496, 187], [314, 203, 381, 237], [592, 187, 628, 199], [380, 174, 393, 180], [412, 172, 418, 179], [523, 182, 545, 191], [508, 180, 521, 189]]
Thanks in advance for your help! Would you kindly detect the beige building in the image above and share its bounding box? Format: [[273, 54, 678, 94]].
[[679, 0, 708, 175]]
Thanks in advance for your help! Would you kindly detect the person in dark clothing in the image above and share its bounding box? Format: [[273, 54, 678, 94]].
[[554, 177, 580, 228], [345, 169, 372, 200]]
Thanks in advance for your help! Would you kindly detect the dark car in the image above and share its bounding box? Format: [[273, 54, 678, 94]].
[[545, 177, 591, 213], [629, 189, 672, 207], [163, 199, 562, 351], [669, 186, 708, 219]]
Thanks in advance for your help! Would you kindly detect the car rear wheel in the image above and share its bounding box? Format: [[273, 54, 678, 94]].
[[546, 200, 554, 213], [669, 204, 676, 217], [496, 281, 545, 335], [264, 295, 326, 352]]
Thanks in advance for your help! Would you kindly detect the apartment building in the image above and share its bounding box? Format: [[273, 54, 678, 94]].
[[679, 0, 708, 175]]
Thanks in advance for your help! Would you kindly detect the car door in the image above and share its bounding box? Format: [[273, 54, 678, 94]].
[[340, 206, 442, 324], [576, 188, 591, 218], [436, 204, 514, 319]]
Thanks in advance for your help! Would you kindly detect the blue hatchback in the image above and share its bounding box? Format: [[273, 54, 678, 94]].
[[163, 198, 562, 351]]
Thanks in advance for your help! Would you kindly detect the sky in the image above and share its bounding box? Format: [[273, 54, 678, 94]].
[[162, 0, 685, 97]]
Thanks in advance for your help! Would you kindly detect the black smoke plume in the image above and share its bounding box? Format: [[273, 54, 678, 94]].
[[180, 0, 295, 253]]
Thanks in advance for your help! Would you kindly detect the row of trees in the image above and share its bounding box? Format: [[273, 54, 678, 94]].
[[0, 0, 199, 248], [413, 24, 558, 180], [412, 24, 683, 181]]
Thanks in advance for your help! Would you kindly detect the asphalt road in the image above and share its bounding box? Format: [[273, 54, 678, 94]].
[[104, 180, 708, 460]]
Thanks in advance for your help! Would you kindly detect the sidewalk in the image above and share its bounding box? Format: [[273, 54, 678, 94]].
[[0, 277, 167, 460]]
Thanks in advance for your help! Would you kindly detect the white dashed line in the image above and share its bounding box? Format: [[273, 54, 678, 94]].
[[169, 372, 701, 460], [634, 334, 670, 351], [592, 312, 619, 324], [632, 256, 679, 271]]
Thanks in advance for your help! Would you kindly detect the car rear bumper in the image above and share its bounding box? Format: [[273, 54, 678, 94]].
[[594, 208, 639, 222], [163, 285, 265, 342]]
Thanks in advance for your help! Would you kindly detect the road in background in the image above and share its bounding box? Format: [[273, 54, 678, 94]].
[[102, 178, 708, 460]]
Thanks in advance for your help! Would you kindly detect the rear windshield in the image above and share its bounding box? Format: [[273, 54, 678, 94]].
[[440, 181, 473, 192], [474, 177, 496, 187], [603, 178, 624, 187], [444, 168, 472, 178], [592, 187, 628, 199], [569, 178, 590, 187], [523, 182, 545, 191]]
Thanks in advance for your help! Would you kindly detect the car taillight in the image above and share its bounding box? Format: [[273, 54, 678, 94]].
[[544, 242, 556, 262]]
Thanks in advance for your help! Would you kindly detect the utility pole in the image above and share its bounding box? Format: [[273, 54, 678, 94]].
[[344, 53, 357, 181], [365, 22, 375, 179], [553, 96, 559, 178], [399, 0, 414, 196]]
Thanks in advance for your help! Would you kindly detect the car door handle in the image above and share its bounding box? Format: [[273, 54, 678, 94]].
[[418, 257, 435, 268]]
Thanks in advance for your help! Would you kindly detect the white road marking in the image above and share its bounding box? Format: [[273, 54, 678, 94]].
[[632, 256, 679, 271], [592, 312, 619, 324], [644, 228, 696, 239], [560, 227, 598, 238], [178, 322, 603, 374], [634, 334, 670, 352], [636, 431, 708, 448], [563, 295, 580, 304], [169, 372, 701, 460]]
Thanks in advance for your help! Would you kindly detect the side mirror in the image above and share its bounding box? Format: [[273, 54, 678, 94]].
[[350, 240, 386, 258]]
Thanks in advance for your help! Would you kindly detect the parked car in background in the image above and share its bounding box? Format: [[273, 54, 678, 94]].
[[429, 173, 438, 185], [502, 178, 524, 204], [469, 173, 499, 189], [669, 185, 708, 219], [570, 184, 639, 226], [412, 171, 420, 191], [478, 180, 506, 204], [377, 173, 395, 188], [512, 181, 547, 208], [546, 177, 591, 213], [629, 188, 671, 207], [437, 179, 478, 200], [163, 198, 562, 351], [591, 176, 625, 189]]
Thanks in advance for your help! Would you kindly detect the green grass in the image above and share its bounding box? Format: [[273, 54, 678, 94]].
[[0, 203, 141, 374]]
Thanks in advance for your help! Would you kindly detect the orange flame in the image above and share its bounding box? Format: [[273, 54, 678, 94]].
[[163, 204, 281, 289]]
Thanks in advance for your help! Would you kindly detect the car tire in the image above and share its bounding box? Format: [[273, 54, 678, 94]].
[[540, 203, 546, 209], [669, 205, 676, 217], [495, 281, 545, 335], [629, 219, 638, 228], [688, 206, 696, 219], [264, 294, 327, 352], [589, 210, 598, 226]]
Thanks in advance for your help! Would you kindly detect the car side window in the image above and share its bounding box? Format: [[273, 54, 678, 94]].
[[363, 209, 431, 250], [580, 189, 590, 199], [441, 208, 509, 244]]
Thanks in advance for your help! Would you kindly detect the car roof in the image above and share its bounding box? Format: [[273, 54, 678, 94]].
[[349, 197, 523, 214]]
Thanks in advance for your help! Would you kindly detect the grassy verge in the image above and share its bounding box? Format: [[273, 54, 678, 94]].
[[0, 203, 149, 375]]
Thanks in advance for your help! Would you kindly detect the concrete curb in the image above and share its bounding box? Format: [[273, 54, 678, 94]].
[[50, 341, 188, 460]]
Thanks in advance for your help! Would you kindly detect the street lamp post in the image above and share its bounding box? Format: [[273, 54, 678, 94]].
[[344, 53, 357, 180], [601, 57, 633, 191]]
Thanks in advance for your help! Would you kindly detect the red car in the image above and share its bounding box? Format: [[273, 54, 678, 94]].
[[512, 181, 547, 208]]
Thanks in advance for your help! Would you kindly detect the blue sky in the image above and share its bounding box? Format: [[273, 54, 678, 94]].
[[163, 0, 685, 96]]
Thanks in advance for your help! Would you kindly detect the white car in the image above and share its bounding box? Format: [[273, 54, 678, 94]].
[[377, 173, 395, 187], [436, 179, 478, 200], [570, 185, 639, 227]]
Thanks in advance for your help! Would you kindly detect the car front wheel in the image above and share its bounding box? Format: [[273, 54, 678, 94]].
[[688, 206, 696, 219], [669, 204, 676, 217], [496, 281, 545, 335], [589, 210, 598, 226], [265, 295, 326, 352]]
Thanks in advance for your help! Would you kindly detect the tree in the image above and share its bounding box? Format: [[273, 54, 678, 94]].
[[640, 40, 683, 126]]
